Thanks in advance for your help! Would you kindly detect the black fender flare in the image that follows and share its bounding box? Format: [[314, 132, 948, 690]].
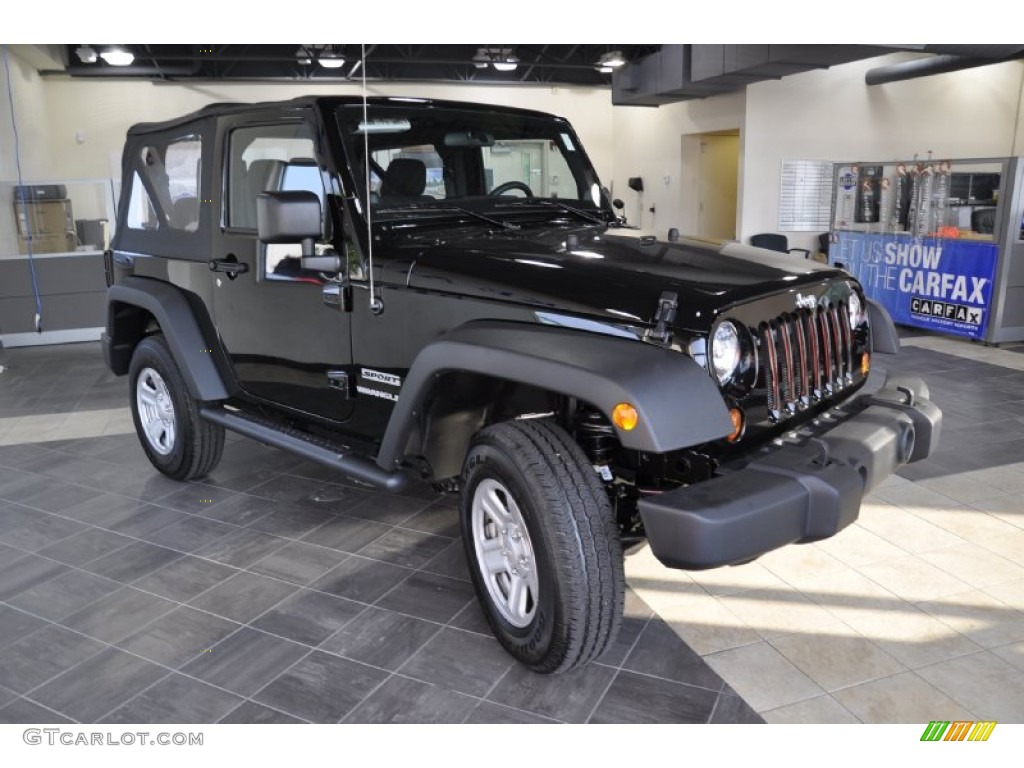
[[375, 320, 734, 472], [867, 299, 900, 354], [105, 276, 230, 402]]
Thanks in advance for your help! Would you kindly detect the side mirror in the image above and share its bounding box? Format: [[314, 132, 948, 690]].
[[257, 191, 339, 272]]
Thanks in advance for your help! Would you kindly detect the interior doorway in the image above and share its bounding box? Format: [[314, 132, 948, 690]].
[[681, 130, 739, 242]]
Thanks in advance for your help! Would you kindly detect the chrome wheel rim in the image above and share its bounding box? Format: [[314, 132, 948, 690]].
[[471, 477, 539, 628], [136, 367, 176, 456]]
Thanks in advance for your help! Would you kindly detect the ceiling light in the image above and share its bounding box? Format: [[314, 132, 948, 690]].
[[597, 50, 626, 69], [318, 50, 345, 69], [472, 49, 490, 69], [100, 47, 134, 67], [295, 46, 312, 65], [595, 65, 613, 74], [492, 55, 518, 72], [75, 45, 97, 64]]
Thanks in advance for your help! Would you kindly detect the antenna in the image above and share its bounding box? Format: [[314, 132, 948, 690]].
[[361, 43, 382, 314]]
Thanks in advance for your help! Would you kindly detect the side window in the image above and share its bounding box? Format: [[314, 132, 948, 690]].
[[227, 122, 327, 282], [126, 171, 158, 230], [164, 137, 202, 230]]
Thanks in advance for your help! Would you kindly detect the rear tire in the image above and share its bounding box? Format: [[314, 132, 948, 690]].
[[128, 334, 224, 481], [459, 419, 624, 674]]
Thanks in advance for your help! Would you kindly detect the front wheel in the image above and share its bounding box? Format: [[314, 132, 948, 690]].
[[459, 419, 624, 674]]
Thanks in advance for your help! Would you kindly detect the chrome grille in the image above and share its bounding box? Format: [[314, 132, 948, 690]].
[[759, 303, 854, 421]]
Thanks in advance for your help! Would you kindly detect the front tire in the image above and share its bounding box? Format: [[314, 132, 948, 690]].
[[459, 419, 624, 674], [128, 334, 225, 481]]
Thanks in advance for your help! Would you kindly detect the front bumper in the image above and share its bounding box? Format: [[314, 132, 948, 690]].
[[639, 374, 942, 570]]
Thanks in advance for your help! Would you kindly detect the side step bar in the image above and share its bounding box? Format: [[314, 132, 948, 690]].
[[199, 407, 408, 493]]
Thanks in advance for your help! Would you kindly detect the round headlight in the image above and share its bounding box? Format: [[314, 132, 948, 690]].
[[712, 321, 741, 384], [848, 292, 866, 328]]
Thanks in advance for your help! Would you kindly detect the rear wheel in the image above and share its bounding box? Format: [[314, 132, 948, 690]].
[[460, 419, 624, 674], [129, 334, 224, 481]]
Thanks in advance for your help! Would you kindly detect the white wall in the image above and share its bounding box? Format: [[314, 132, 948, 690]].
[[38, 79, 616, 189], [610, 91, 745, 234], [741, 54, 1024, 251]]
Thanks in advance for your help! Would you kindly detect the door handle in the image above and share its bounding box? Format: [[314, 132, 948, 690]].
[[208, 258, 249, 276]]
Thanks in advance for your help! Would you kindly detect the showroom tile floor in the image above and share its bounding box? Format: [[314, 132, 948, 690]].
[[1, 335, 1023, 724], [0, 344, 759, 724], [629, 333, 1024, 723]]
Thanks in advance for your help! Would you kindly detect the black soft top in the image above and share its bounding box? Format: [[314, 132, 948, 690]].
[[126, 95, 568, 136]]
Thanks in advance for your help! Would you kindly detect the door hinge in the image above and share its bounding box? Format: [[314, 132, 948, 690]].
[[322, 283, 353, 312], [327, 370, 356, 398]]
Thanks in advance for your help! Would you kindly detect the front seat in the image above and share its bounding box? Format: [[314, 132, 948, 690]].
[[379, 158, 429, 203]]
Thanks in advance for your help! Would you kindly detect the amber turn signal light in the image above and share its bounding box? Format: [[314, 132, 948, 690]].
[[727, 407, 744, 442], [861, 353, 871, 377], [612, 403, 639, 431]]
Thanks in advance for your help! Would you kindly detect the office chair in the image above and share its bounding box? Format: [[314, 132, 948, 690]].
[[750, 233, 811, 259]]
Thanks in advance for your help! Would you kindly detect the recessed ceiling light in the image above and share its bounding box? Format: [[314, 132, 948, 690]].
[[100, 47, 134, 66], [492, 55, 518, 72], [597, 50, 626, 69], [318, 51, 345, 69], [75, 45, 97, 64]]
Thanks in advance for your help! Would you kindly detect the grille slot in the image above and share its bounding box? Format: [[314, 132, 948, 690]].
[[759, 303, 855, 421]]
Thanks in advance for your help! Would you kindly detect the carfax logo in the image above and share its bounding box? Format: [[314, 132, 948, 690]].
[[910, 298, 984, 326], [920, 720, 997, 742]]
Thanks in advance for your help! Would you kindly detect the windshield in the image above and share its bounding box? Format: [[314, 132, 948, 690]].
[[336, 103, 609, 224]]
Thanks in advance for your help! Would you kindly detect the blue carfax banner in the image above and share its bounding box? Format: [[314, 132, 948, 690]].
[[833, 231, 999, 340]]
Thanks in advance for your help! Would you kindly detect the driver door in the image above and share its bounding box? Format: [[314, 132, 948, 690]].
[[211, 112, 354, 424]]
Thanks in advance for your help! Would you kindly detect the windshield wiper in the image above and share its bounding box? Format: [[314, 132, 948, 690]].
[[431, 204, 520, 231], [521, 199, 606, 225]]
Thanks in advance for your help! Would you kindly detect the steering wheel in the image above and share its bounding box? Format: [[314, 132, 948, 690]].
[[489, 180, 534, 197]]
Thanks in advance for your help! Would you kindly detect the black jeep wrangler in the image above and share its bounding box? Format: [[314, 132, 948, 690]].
[[102, 96, 941, 674]]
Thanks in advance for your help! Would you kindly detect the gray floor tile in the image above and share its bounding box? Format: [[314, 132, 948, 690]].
[[248, 474, 369, 515], [59, 492, 150, 527], [589, 671, 719, 724], [710, 691, 765, 723], [345, 493, 432, 526], [0, 542, 26, 569], [399, 498, 461, 538], [188, 571, 298, 623], [8, 570, 122, 621], [247, 505, 337, 539], [0, 554, 69, 601], [320, 607, 440, 670], [0, 625, 106, 694], [345, 676, 477, 724], [419, 539, 470, 581], [448, 600, 493, 636], [464, 701, 560, 723], [356, 527, 452, 569], [218, 701, 303, 724], [180, 628, 308, 697], [117, 606, 239, 668], [84, 541, 183, 583], [61, 587, 177, 643], [101, 674, 243, 724], [254, 650, 387, 723], [108, 505, 188, 538], [400, 627, 513, 697], [623, 619, 725, 690], [598, 616, 649, 667], [488, 661, 617, 723], [0, 604, 49, 649], [35, 528, 134, 567], [301, 515, 390, 553], [248, 541, 347, 585], [251, 589, 364, 646], [193, 527, 289, 567], [153, 484, 239, 515], [30, 647, 168, 723], [310, 556, 411, 603], [131, 555, 238, 602], [0, 505, 87, 551], [376, 571, 475, 622], [16, 480, 102, 514], [141, 515, 236, 553], [191, 492, 278, 526], [0, 685, 14, 710], [0, 698, 75, 724]]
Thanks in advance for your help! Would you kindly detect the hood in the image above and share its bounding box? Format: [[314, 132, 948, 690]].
[[395, 225, 849, 333]]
